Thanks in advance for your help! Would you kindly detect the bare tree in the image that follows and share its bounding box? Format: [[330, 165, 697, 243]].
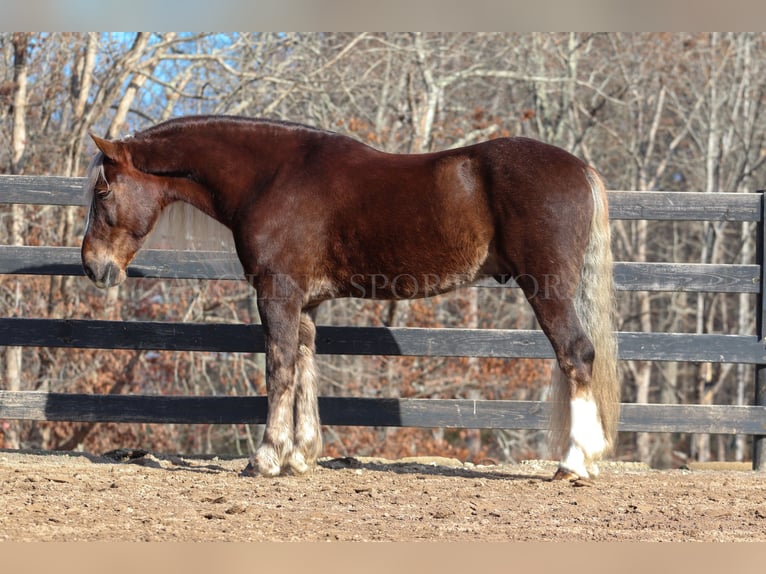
[[2, 33, 31, 449]]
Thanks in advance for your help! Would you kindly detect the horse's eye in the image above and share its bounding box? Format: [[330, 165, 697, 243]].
[[95, 187, 112, 199]]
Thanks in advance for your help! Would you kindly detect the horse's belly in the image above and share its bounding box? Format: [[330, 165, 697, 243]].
[[337, 239, 491, 300]]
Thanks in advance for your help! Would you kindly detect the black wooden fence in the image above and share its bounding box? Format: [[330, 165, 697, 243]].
[[1, 175, 765, 469]]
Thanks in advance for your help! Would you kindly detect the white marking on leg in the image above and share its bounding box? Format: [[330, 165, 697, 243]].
[[560, 441, 588, 478], [559, 393, 607, 478], [252, 444, 282, 477], [289, 341, 322, 474], [287, 450, 309, 475], [570, 394, 607, 458], [254, 410, 293, 477]]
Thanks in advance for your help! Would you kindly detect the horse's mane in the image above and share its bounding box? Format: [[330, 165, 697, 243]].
[[82, 151, 105, 207], [147, 201, 236, 253], [138, 114, 335, 139]]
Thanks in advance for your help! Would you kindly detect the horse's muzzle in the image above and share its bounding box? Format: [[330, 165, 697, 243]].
[[82, 259, 125, 289]]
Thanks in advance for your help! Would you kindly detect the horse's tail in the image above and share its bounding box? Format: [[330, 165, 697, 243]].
[[549, 167, 620, 458]]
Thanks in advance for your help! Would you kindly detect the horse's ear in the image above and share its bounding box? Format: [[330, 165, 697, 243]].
[[90, 133, 131, 163]]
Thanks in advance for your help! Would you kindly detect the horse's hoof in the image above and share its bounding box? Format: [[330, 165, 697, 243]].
[[239, 462, 258, 477], [286, 451, 312, 475], [240, 463, 281, 477], [551, 468, 582, 482], [240, 454, 282, 478]]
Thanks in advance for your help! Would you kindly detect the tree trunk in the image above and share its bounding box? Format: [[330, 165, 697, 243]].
[[3, 33, 30, 449]]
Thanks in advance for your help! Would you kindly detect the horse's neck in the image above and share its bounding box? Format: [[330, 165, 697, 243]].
[[132, 126, 277, 225], [166, 177, 221, 222], [128, 139, 222, 224]]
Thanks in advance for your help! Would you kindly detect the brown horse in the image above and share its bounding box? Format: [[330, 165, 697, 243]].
[[81, 115, 619, 480]]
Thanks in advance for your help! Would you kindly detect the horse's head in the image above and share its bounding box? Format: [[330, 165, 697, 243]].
[[81, 134, 165, 288]]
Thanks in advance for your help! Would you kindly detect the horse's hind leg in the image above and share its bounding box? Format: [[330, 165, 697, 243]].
[[519, 277, 607, 480], [287, 310, 322, 474]]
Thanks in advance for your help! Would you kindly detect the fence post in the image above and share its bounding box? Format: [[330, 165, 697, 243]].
[[754, 190, 766, 471]]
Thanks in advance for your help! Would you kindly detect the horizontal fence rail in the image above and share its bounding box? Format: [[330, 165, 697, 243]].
[[1, 175, 765, 469], [1, 318, 765, 364], [1, 391, 765, 436], [0, 245, 761, 293], [0, 175, 86, 205]]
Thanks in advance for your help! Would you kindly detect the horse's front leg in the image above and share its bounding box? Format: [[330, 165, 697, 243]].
[[246, 281, 303, 477]]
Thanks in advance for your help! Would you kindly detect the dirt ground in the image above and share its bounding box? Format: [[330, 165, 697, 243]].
[[1, 449, 765, 542]]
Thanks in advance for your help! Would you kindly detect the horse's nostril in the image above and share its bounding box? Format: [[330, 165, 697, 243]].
[[83, 262, 96, 281]]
